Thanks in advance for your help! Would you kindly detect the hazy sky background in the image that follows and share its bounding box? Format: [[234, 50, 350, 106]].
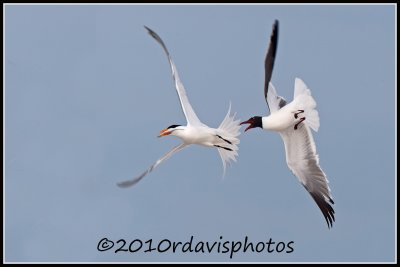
[[4, 4, 396, 263]]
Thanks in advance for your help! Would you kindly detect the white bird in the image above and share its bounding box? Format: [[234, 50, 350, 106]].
[[117, 26, 241, 188], [240, 20, 335, 228]]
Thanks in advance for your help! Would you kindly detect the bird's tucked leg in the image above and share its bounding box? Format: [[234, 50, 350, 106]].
[[294, 117, 306, 130], [214, 145, 232, 151], [216, 134, 232, 145], [294, 109, 304, 119]]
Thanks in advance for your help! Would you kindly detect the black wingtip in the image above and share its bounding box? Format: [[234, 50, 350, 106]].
[[144, 25, 161, 40], [264, 19, 279, 108], [308, 191, 336, 229], [271, 20, 279, 44], [273, 19, 279, 29], [144, 25, 154, 35]]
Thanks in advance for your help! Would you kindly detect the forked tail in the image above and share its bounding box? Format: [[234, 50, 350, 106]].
[[216, 103, 241, 176], [294, 78, 320, 132]]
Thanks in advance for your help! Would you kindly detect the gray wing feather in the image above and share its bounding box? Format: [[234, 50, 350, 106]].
[[266, 82, 287, 113], [144, 26, 205, 127], [117, 143, 188, 188], [279, 124, 335, 228]]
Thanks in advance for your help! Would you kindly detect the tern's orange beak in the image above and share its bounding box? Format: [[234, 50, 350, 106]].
[[158, 128, 172, 137]]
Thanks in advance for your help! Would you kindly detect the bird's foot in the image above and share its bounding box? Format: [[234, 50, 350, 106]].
[[216, 134, 232, 145], [294, 109, 304, 119], [294, 117, 306, 130], [214, 145, 233, 151]]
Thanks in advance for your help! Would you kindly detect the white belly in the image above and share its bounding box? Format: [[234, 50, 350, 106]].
[[176, 126, 217, 146], [262, 105, 297, 132]]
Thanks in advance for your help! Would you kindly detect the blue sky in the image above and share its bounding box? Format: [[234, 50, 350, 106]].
[[4, 4, 396, 263]]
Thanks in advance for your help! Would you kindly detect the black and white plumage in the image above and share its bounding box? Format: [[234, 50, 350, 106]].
[[117, 26, 241, 188], [240, 20, 335, 228]]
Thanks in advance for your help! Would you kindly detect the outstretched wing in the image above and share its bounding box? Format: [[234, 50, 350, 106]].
[[145, 26, 205, 127], [279, 124, 335, 228], [117, 143, 188, 188], [264, 20, 279, 112]]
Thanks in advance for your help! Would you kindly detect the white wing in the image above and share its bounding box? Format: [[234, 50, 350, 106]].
[[117, 143, 188, 188], [279, 124, 335, 227], [145, 26, 206, 127], [266, 82, 287, 113]]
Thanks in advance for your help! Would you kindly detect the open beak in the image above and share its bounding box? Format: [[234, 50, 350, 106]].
[[158, 128, 172, 137], [240, 119, 254, 132]]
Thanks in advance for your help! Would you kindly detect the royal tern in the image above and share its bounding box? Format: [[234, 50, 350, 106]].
[[240, 20, 335, 228], [117, 26, 240, 188]]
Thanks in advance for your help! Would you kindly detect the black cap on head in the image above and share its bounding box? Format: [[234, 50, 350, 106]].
[[252, 116, 263, 128], [240, 116, 263, 132], [167, 124, 181, 129]]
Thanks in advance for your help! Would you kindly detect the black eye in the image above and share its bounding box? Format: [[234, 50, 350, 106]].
[[167, 124, 181, 129]]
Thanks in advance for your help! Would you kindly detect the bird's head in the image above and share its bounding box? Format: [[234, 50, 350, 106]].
[[158, 124, 184, 137], [240, 116, 263, 132]]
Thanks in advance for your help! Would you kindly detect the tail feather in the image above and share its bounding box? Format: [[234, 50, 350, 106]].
[[294, 78, 320, 132], [305, 109, 320, 132], [217, 103, 241, 176]]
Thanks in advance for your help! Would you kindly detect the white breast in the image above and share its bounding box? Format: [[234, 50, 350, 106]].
[[174, 126, 216, 146], [262, 104, 296, 132]]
